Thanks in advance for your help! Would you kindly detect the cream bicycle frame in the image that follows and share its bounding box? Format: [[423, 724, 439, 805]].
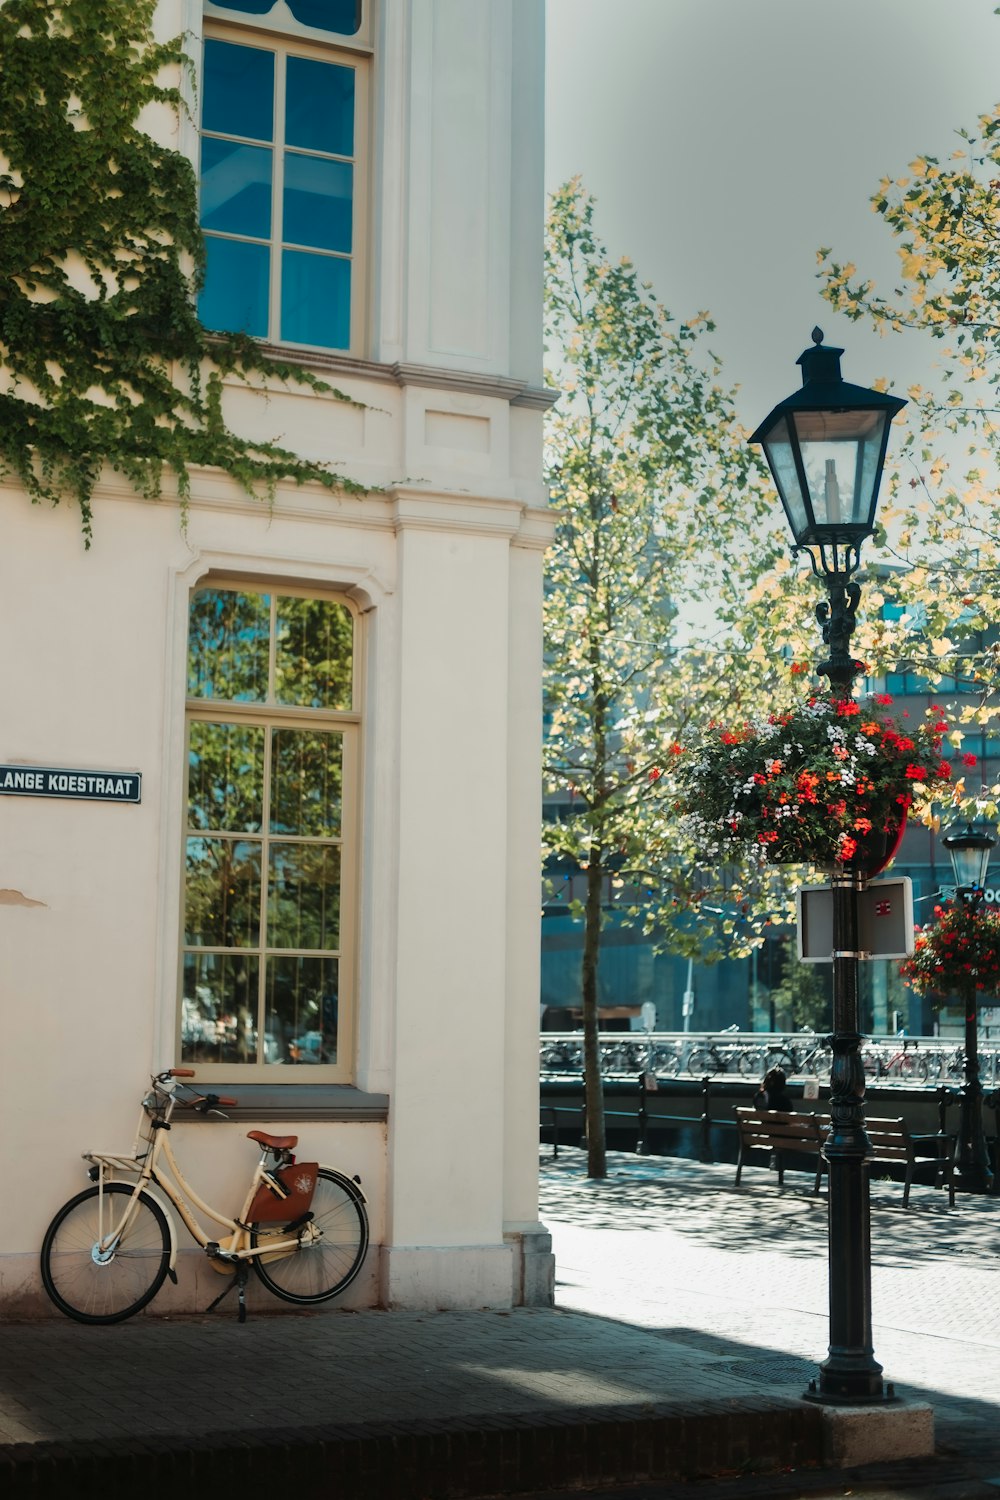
[[84, 1090, 311, 1267]]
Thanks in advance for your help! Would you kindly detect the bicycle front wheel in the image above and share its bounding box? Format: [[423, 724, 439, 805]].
[[251, 1167, 369, 1305], [40, 1182, 171, 1324]]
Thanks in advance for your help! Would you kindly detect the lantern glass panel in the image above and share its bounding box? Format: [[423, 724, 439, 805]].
[[949, 841, 992, 891], [761, 416, 810, 539], [792, 409, 887, 532]]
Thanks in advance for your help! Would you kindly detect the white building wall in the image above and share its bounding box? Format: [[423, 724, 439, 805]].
[[0, 0, 553, 1317]]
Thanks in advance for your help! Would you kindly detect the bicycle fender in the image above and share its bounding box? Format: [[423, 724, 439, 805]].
[[318, 1165, 367, 1204], [104, 1178, 180, 1277]]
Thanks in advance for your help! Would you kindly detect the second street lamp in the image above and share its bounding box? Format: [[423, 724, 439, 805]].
[[943, 819, 998, 1194], [750, 330, 907, 1406]]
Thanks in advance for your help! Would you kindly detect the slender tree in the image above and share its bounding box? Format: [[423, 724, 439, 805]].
[[543, 180, 801, 1177]]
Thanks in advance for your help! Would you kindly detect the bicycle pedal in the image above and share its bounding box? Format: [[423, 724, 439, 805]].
[[205, 1242, 237, 1262]]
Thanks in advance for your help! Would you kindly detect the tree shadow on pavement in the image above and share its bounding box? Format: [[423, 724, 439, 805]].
[[540, 1149, 1000, 1267]]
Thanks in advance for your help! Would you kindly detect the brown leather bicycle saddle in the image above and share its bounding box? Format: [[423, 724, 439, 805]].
[[247, 1130, 299, 1150]]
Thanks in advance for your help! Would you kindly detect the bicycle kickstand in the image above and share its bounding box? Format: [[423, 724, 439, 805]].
[[205, 1262, 251, 1323]]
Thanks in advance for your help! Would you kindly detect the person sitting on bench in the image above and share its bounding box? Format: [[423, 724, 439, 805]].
[[754, 1066, 792, 1111]]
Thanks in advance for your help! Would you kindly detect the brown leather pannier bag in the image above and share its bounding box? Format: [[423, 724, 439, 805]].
[[247, 1162, 319, 1223]]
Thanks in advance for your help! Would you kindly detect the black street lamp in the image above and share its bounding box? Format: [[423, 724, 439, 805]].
[[751, 331, 907, 1407], [942, 819, 998, 1193]]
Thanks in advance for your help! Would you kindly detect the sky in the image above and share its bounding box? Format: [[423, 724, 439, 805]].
[[544, 0, 1000, 428]]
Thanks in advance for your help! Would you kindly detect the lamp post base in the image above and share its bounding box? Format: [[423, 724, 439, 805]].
[[805, 1344, 894, 1405]]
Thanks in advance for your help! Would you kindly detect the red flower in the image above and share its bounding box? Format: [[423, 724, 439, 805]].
[[668, 743, 683, 756], [649, 767, 662, 781], [963, 752, 978, 767], [836, 700, 861, 716], [904, 764, 928, 780]]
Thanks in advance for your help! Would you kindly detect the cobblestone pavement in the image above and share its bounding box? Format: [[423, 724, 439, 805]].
[[4, 1148, 1000, 1498], [538, 1148, 1000, 1490]]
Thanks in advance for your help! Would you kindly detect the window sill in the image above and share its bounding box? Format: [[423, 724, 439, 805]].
[[175, 1085, 388, 1124]]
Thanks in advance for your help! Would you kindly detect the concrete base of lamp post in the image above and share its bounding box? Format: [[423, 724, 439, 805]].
[[817, 1398, 934, 1468]]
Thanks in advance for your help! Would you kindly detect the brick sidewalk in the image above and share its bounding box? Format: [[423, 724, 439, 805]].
[[2, 1149, 999, 1497]]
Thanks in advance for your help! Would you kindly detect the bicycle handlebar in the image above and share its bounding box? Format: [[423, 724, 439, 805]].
[[150, 1072, 239, 1113]]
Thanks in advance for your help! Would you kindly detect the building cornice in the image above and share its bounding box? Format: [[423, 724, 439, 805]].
[[240, 342, 559, 410]]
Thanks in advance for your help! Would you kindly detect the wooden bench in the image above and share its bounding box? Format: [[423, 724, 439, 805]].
[[734, 1109, 826, 1192], [735, 1108, 956, 1206], [857, 1115, 956, 1208]]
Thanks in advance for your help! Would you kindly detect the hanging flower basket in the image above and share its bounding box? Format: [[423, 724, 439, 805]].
[[899, 901, 1000, 1002], [673, 694, 957, 872]]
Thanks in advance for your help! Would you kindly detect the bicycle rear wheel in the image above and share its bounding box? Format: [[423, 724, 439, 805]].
[[251, 1167, 369, 1305], [653, 1044, 680, 1077], [686, 1046, 714, 1076], [898, 1053, 930, 1083], [40, 1182, 170, 1324]]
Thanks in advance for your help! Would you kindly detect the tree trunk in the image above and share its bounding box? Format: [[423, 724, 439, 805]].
[[581, 848, 607, 1178]]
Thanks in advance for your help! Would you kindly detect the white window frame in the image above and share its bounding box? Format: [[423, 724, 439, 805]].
[[199, 14, 371, 357], [179, 581, 361, 1083]]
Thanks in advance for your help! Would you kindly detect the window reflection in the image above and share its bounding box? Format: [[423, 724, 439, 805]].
[[188, 589, 270, 701], [270, 729, 343, 836], [183, 585, 353, 1069], [268, 842, 340, 950], [185, 838, 262, 948], [275, 596, 353, 708], [266, 956, 338, 1064], [280, 249, 350, 349], [286, 57, 355, 154], [182, 954, 260, 1064], [202, 39, 274, 141], [188, 722, 265, 832]]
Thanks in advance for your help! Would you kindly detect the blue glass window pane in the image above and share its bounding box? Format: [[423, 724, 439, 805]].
[[281, 251, 350, 349], [284, 156, 352, 253], [203, 40, 274, 142], [288, 0, 361, 33], [211, 0, 361, 33], [200, 237, 270, 337], [285, 58, 355, 156], [200, 137, 272, 238]]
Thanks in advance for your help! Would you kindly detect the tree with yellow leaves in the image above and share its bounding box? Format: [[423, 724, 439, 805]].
[[818, 92, 1000, 813]]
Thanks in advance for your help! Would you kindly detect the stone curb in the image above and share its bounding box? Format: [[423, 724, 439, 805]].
[[0, 1395, 825, 1500]]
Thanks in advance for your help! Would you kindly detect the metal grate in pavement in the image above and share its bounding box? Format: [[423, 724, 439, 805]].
[[721, 1355, 816, 1385]]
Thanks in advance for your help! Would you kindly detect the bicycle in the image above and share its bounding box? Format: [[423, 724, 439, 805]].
[[876, 1034, 930, 1084], [764, 1031, 833, 1078], [686, 1028, 757, 1077], [39, 1069, 369, 1325], [540, 1038, 582, 1073]]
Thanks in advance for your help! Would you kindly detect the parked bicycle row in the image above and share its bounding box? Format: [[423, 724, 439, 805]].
[[539, 1030, 993, 1087]]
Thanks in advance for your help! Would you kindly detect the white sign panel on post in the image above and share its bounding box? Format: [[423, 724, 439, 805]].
[[796, 877, 914, 963]]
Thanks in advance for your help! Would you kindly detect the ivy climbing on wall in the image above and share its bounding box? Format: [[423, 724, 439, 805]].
[[0, 0, 362, 545]]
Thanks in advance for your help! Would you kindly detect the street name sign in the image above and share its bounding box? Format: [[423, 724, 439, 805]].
[[0, 765, 141, 804], [796, 877, 914, 963]]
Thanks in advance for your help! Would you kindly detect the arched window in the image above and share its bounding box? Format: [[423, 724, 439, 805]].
[[181, 584, 359, 1079]]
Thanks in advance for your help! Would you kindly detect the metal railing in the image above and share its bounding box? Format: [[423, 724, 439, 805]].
[[539, 1072, 991, 1172], [539, 1030, 1000, 1089]]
